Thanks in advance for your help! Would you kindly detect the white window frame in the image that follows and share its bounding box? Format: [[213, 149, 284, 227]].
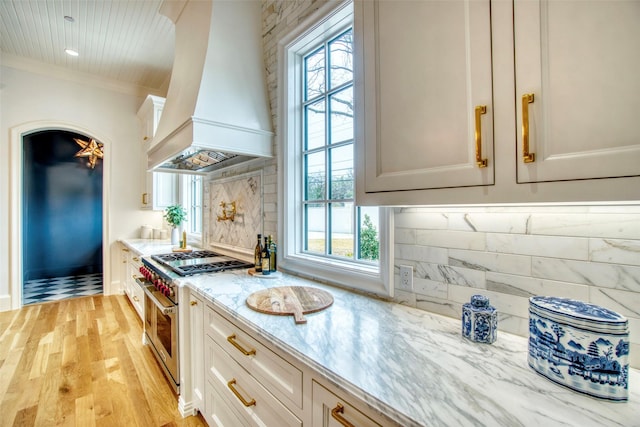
[[178, 174, 203, 246], [277, 0, 393, 297]]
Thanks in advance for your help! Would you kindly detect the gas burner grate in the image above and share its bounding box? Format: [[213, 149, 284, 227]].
[[152, 250, 221, 262], [150, 250, 254, 276], [176, 260, 254, 275]]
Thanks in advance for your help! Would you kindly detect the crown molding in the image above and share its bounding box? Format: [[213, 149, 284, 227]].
[[0, 52, 167, 98]]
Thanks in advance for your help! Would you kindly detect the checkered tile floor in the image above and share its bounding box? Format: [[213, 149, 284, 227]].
[[23, 273, 103, 305]]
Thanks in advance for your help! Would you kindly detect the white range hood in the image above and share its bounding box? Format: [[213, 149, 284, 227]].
[[148, 0, 273, 173]]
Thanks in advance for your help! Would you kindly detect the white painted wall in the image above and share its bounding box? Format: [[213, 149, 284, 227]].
[[0, 63, 163, 309]]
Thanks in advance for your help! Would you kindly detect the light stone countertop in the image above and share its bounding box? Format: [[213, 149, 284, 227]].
[[121, 239, 640, 427], [119, 238, 188, 256]]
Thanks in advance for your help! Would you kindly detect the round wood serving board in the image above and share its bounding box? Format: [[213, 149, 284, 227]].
[[246, 286, 333, 324]]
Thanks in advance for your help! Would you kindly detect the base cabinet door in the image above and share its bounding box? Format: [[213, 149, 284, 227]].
[[312, 381, 382, 427], [514, 0, 640, 183]]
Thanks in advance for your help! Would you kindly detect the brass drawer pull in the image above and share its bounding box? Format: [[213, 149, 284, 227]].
[[227, 334, 256, 356], [474, 105, 488, 168], [331, 403, 355, 427], [227, 378, 256, 407], [142, 192, 148, 205], [522, 93, 536, 163], [190, 300, 198, 306]]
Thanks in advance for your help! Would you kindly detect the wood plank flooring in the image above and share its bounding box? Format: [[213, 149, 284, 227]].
[[0, 295, 207, 427]]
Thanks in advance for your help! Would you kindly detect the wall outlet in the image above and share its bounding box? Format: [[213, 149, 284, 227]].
[[399, 265, 413, 291]]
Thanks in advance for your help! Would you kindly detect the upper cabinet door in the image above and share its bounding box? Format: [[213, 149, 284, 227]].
[[514, 0, 640, 183], [356, 0, 494, 194]]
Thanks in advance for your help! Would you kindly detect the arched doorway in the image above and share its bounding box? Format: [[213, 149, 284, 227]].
[[22, 130, 104, 304]]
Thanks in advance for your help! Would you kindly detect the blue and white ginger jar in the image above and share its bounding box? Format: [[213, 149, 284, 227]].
[[462, 294, 497, 344]]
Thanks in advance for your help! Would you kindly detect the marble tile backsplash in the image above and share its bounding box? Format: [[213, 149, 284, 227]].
[[393, 205, 640, 369]]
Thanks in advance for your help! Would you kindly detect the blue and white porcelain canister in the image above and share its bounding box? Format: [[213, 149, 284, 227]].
[[462, 294, 498, 344]]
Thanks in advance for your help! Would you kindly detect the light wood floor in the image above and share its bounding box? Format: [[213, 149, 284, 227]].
[[0, 295, 207, 427]]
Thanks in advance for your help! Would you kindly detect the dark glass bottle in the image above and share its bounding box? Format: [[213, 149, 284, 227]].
[[261, 236, 271, 275], [254, 234, 263, 272], [269, 235, 277, 272]]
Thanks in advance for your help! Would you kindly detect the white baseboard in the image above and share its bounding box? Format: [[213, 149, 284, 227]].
[[178, 397, 198, 418], [0, 294, 11, 312]]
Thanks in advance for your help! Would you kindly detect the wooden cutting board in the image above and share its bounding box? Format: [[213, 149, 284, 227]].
[[246, 286, 333, 324]]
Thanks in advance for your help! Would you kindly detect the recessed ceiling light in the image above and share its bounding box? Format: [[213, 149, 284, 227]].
[[65, 48, 79, 57], [64, 15, 75, 23]]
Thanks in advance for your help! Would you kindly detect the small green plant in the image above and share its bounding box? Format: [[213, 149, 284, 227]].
[[164, 204, 187, 228], [359, 214, 379, 261]]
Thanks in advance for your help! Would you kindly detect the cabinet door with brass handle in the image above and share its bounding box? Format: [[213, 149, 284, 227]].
[[514, 0, 640, 185], [357, 0, 494, 199], [312, 381, 383, 427]]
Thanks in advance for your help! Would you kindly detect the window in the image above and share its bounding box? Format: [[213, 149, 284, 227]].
[[179, 174, 203, 240], [279, 1, 392, 296]]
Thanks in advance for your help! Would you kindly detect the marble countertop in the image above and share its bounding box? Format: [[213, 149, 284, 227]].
[[119, 238, 188, 255], [121, 239, 639, 426]]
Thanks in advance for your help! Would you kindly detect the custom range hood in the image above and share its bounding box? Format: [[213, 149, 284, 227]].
[[148, 0, 273, 174]]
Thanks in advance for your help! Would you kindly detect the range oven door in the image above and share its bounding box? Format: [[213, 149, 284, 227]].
[[143, 285, 179, 393]]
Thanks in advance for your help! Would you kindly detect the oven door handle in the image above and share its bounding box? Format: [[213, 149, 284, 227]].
[[134, 277, 148, 289], [143, 285, 177, 315]]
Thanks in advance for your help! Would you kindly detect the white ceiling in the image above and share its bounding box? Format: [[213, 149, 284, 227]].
[[0, 0, 175, 94]]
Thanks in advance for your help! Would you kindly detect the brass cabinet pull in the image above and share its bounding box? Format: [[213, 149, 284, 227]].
[[522, 93, 536, 163], [331, 403, 355, 427], [142, 192, 148, 205], [227, 334, 256, 356], [227, 378, 256, 407], [133, 257, 139, 262], [190, 300, 197, 306], [133, 296, 139, 302], [474, 105, 488, 168], [122, 248, 130, 252]]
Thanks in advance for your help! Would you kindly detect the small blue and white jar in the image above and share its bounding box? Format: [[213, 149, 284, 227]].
[[462, 294, 497, 344]]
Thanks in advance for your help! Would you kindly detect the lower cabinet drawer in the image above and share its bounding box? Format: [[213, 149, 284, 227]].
[[204, 379, 247, 427], [205, 305, 303, 409], [206, 336, 302, 427], [312, 381, 383, 427], [130, 283, 144, 319]]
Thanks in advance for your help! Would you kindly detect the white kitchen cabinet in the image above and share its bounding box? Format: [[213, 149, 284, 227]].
[[355, 0, 640, 205], [120, 244, 130, 295], [205, 338, 301, 427], [125, 250, 144, 320], [202, 303, 303, 426], [513, 0, 640, 183], [312, 381, 382, 427], [185, 289, 401, 426], [137, 95, 178, 210], [189, 292, 205, 413], [205, 305, 303, 410], [357, 0, 494, 193]]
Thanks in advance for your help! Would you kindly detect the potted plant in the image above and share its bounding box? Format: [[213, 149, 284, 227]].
[[164, 204, 187, 245]]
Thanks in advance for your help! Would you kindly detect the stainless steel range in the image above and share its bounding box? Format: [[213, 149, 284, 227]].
[[137, 250, 252, 394]]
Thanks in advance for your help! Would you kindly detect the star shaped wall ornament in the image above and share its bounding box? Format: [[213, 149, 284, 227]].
[[74, 138, 104, 169]]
